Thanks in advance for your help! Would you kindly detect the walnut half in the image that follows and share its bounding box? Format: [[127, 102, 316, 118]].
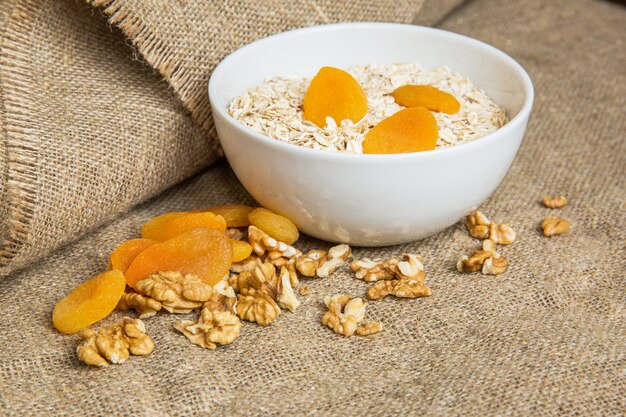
[[175, 281, 241, 350], [77, 318, 154, 366], [296, 244, 352, 278], [363, 254, 432, 300], [541, 216, 571, 237], [456, 239, 509, 275], [350, 258, 398, 282], [135, 271, 213, 313], [323, 294, 364, 336], [542, 196, 568, 209], [466, 210, 516, 244]]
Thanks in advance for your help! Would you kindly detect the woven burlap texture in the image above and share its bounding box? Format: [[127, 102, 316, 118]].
[[1, 0, 625, 415], [0, 0, 424, 275], [0, 0, 213, 275], [88, 0, 425, 137]]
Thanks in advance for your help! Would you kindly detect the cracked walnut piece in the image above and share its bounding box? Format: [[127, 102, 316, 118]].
[[466, 211, 516, 244], [248, 225, 301, 260], [135, 271, 213, 313], [350, 258, 398, 282], [456, 251, 492, 273], [77, 318, 154, 366], [364, 254, 432, 300], [237, 289, 281, 326], [456, 239, 508, 275], [233, 262, 300, 325], [116, 292, 162, 319], [230, 256, 263, 273], [296, 244, 352, 278], [322, 294, 380, 337], [466, 210, 491, 239], [175, 281, 241, 350], [355, 321, 383, 336], [543, 196, 568, 209], [266, 256, 299, 288], [542, 217, 571, 237]]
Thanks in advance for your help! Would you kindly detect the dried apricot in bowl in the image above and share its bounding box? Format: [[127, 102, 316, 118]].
[[303, 66, 368, 128], [125, 228, 233, 289], [362, 107, 439, 154], [141, 212, 227, 241], [200, 204, 254, 228], [108, 238, 158, 273], [231, 239, 253, 262], [248, 208, 299, 245], [390, 84, 460, 114], [52, 270, 126, 334]]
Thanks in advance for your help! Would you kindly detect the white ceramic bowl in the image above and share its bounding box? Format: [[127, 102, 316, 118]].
[[209, 23, 533, 246]]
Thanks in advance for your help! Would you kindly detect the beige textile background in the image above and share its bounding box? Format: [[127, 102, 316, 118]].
[[1, 0, 625, 416], [0, 0, 424, 275]]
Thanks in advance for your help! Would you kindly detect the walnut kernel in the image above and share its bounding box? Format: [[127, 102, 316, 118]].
[[248, 225, 301, 259], [542, 217, 571, 236], [364, 254, 431, 300], [237, 289, 280, 326], [356, 321, 383, 336], [350, 258, 398, 282], [489, 223, 516, 245], [175, 283, 241, 350], [116, 292, 162, 319], [76, 318, 154, 366], [467, 210, 491, 239], [135, 271, 213, 313], [543, 196, 568, 209], [322, 295, 367, 336]]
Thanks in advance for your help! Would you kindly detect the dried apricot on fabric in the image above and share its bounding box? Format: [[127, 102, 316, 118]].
[[108, 238, 158, 273], [125, 228, 233, 289], [200, 205, 255, 228], [141, 212, 227, 241], [362, 107, 439, 154], [231, 239, 253, 262], [390, 84, 460, 114], [303, 66, 368, 128], [52, 270, 126, 334], [248, 208, 299, 245]]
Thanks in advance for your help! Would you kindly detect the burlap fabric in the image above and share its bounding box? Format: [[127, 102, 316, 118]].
[[1, 0, 625, 415], [0, 0, 213, 275], [88, 0, 425, 136], [0, 0, 424, 275]]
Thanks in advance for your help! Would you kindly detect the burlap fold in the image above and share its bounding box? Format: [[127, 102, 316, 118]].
[[0, 0, 425, 275], [88, 0, 426, 137]]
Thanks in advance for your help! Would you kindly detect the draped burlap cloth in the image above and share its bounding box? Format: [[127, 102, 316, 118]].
[[0, 0, 425, 275], [1, 0, 625, 415]]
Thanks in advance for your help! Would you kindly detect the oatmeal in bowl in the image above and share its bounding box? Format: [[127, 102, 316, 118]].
[[228, 63, 507, 153], [209, 23, 533, 246]]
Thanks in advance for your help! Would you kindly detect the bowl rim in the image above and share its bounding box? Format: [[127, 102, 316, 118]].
[[208, 22, 534, 162]]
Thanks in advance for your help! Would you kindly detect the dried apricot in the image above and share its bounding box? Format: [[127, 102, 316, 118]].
[[231, 239, 253, 262], [199, 204, 255, 228], [141, 212, 226, 241], [390, 84, 460, 114], [52, 270, 126, 334], [303, 66, 367, 128], [125, 228, 232, 289], [107, 238, 158, 273], [362, 107, 439, 154], [248, 208, 299, 245]]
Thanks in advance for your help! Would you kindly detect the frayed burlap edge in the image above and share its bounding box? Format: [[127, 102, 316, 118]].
[[0, 1, 41, 273], [0, 1, 11, 244]]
